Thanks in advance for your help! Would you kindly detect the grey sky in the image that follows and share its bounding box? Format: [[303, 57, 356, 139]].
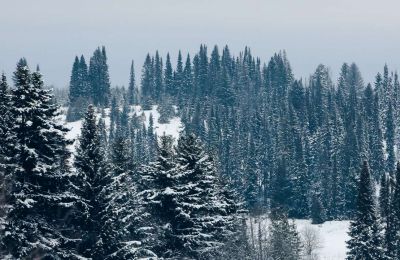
[[1, 0, 399, 88]]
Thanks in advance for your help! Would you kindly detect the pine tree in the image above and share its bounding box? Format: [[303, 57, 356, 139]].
[[127, 60, 136, 105], [311, 193, 326, 224], [385, 102, 396, 174], [141, 54, 154, 109], [172, 134, 239, 259], [2, 60, 77, 258], [268, 211, 302, 260], [164, 53, 174, 97], [139, 135, 178, 256], [67, 55, 91, 121], [387, 162, 400, 258], [74, 105, 114, 259], [0, 73, 12, 240], [106, 122, 157, 259], [346, 161, 385, 260], [89, 46, 111, 107]]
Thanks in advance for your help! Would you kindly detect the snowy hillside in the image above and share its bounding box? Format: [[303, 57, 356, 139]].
[[61, 105, 184, 152]]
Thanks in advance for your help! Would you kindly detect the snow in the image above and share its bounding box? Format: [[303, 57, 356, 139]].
[[131, 105, 183, 142], [296, 219, 350, 260], [248, 217, 350, 260], [60, 105, 184, 153]]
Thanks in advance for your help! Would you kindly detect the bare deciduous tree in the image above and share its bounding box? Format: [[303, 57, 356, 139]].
[[301, 224, 323, 260]]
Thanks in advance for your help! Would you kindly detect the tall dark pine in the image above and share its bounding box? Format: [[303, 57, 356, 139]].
[[67, 55, 91, 121], [268, 211, 302, 260], [387, 163, 400, 258], [346, 161, 385, 260], [69, 56, 81, 103], [74, 105, 114, 259], [128, 60, 136, 105], [165, 53, 174, 97], [140, 54, 154, 109], [385, 102, 395, 174], [89, 46, 111, 107], [2, 60, 76, 258], [0, 73, 12, 235]]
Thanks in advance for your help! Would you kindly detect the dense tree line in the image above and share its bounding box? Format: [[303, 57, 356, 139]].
[[67, 46, 111, 121], [135, 45, 400, 223], [2, 44, 400, 259]]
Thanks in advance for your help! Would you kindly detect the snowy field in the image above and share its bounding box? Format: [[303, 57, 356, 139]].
[[248, 217, 350, 260], [296, 220, 349, 260]]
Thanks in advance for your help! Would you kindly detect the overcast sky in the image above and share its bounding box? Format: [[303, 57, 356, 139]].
[[1, 0, 399, 88]]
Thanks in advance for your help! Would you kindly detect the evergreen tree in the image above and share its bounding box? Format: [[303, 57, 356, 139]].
[[311, 193, 326, 224], [89, 46, 111, 107], [268, 211, 302, 260], [346, 161, 385, 260], [74, 105, 114, 259], [127, 60, 136, 105], [2, 60, 77, 258], [0, 73, 12, 240], [67, 55, 91, 121], [141, 54, 154, 109], [387, 163, 400, 258], [385, 102, 396, 174], [164, 53, 174, 97]]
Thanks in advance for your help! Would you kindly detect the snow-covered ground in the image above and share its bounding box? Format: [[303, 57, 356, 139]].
[[248, 217, 350, 260], [296, 220, 350, 260], [61, 105, 184, 152]]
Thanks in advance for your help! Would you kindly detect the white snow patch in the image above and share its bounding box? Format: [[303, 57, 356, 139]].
[[248, 217, 350, 260]]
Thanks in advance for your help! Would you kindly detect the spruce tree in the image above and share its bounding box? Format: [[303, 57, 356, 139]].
[[268, 211, 302, 260], [74, 105, 114, 259], [0, 73, 12, 240], [128, 60, 136, 105], [89, 46, 111, 107], [346, 161, 385, 260], [2, 60, 77, 258], [387, 163, 400, 258], [385, 102, 396, 174]]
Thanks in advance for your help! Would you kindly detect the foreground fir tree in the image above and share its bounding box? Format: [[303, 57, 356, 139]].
[[346, 161, 385, 260], [267, 211, 302, 260], [0, 73, 12, 243], [173, 134, 239, 259], [110, 120, 157, 259], [74, 105, 156, 259], [74, 105, 114, 258], [386, 163, 400, 258], [140, 134, 239, 259], [139, 135, 178, 256], [2, 60, 77, 258]]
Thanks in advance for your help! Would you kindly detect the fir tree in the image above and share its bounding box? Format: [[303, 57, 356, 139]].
[[89, 46, 111, 107], [74, 105, 114, 259], [128, 60, 136, 105], [346, 161, 385, 260], [2, 60, 76, 258], [268, 211, 302, 260]]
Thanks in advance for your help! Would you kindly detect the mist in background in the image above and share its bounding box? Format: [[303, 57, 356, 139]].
[[1, 0, 399, 88]]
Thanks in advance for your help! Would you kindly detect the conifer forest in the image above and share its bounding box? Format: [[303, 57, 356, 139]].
[[1, 1, 400, 260]]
